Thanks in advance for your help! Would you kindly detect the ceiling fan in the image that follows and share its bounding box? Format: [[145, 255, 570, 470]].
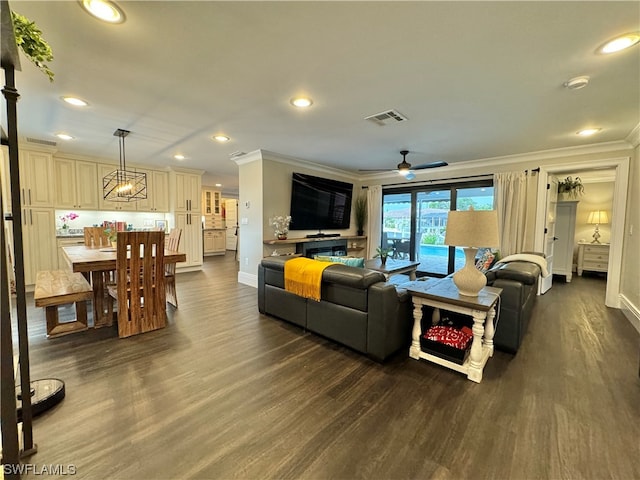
[[359, 150, 448, 180]]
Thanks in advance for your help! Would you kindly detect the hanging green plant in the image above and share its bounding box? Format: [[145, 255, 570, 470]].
[[11, 11, 54, 82]]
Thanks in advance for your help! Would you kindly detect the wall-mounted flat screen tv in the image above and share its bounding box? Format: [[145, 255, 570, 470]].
[[289, 173, 353, 231]]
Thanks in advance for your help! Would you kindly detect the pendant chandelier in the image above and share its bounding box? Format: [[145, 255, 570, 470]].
[[102, 128, 147, 201]]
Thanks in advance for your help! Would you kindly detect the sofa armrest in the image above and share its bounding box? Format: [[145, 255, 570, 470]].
[[366, 283, 412, 361]]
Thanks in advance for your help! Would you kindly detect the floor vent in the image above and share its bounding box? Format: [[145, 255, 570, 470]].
[[364, 109, 408, 126], [26, 137, 57, 147]]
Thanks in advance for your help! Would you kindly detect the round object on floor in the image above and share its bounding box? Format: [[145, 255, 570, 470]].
[[16, 378, 65, 422]]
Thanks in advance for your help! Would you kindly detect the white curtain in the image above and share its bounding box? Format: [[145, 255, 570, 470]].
[[366, 185, 382, 259], [493, 171, 535, 257]]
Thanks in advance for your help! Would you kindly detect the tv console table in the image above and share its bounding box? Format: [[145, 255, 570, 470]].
[[263, 235, 367, 258]]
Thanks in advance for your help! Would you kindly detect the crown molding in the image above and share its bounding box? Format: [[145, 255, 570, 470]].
[[256, 149, 356, 182], [626, 123, 640, 148]]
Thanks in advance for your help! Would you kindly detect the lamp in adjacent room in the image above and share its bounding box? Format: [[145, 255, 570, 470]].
[[103, 128, 147, 202], [444, 207, 500, 297], [587, 210, 608, 244]]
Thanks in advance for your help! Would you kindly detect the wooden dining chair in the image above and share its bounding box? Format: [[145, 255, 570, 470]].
[[83, 227, 116, 324], [107, 231, 167, 338], [165, 228, 182, 308], [83, 226, 110, 247]]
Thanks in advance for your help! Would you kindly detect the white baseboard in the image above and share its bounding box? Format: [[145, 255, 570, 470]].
[[619, 294, 640, 334], [238, 271, 257, 288]]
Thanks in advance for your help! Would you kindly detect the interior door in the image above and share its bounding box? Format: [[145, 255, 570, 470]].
[[540, 174, 559, 293]]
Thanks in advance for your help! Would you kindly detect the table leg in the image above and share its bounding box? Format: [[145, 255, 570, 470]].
[[409, 269, 416, 281], [483, 307, 496, 357], [467, 311, 487, 383], [409, 301, 423, 359], [91, 271, 111, 328]]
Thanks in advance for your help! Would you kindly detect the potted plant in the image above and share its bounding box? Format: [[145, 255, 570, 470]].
[[558, 176, 584, 199], [11, 11, 55, 81], [105, 227, 118, 247], [374, 246, 393, 266], [269, 215, 292, 240], [354, 193, 367, 236]]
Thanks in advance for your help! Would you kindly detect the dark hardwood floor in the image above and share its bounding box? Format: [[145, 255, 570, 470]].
[[13, 256, 640, 479]]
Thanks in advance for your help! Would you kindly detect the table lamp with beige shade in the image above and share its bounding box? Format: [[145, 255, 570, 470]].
[[444, 207, 500, 297], [587, 210, 608, 244]]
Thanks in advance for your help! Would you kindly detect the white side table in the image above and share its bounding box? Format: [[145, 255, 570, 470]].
[[406, 277, 502, 383], [577, 242, 609, 276]]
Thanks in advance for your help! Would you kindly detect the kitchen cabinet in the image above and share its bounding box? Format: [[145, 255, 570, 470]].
[[20, 150, 55, 207], [22, 208, 58, 285], [97, 163, 137, 211], [136, 169, 169, 212], [172, 171, 202, 213], [554, 201, 578, 282], [17, 150, 57, 285], [54, 158, 99, 209], [203, 229, 225, 256], [174, 213, 203, 270], [202, 189, 221, 215]]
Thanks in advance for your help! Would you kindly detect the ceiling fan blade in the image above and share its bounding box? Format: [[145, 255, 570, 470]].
[[412, 161, 448, 170]]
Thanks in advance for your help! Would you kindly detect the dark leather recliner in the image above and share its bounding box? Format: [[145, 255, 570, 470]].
[[485, 261, 541, 353]]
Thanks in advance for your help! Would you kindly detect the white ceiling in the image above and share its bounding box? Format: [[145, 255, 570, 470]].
[[4, 1, 639, 195]]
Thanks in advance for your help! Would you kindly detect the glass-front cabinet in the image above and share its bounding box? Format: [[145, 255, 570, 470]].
[[202, 189, 221, 215]]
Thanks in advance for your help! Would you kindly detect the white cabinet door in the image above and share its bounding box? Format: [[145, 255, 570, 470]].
[[152, 170, 169, 212], [23, 208, 57, 284], [203, 230, 215, 253], [20, 150, 54, 207], [54, 158, 76, 208], [213, 230, 226, 251], [175, 213, 203, 269], [55, 159, 99, 209], [554, 201, 578, 282], [75, 161, 99, 209]]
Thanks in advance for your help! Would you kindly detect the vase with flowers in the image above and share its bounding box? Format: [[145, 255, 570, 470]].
[[270, 215, 292, 240], [59, 212, 79, 234]]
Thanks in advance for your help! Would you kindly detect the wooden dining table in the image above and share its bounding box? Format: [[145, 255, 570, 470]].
[[61, 245, 187, 328]]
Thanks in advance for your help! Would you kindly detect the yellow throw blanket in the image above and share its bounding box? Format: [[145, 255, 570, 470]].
[[284, 257, 333, 301]]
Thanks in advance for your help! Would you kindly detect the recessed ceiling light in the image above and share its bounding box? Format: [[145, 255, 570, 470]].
[[55, 133, 74, 140], [563, 76, 590, 90], [598, 32, 640, 54], [81, 0, 125, 24], [290, 97, 313, 108], [61, 96, 88, 107], [173, 154, 185, 160], [577, 128, 601, 136], [213, 135, 230, 142], [215, 183, 222, 187]]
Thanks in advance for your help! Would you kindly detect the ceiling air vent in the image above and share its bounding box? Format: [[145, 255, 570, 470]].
[[364, 109, 408, 126], [26, 137, 57, 147]]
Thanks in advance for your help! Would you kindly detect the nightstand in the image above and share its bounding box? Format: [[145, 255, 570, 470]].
[[577, 242, 609, 276]]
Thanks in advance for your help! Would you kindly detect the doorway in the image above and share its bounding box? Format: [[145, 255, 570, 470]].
[[535, 157, 630, 307]]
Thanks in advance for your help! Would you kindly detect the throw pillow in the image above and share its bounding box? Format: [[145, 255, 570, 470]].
[[315, 255, 365, 268], [475, 249, 496, 273]]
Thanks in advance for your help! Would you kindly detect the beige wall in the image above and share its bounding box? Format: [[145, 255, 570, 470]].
[[236, 153, 264, 283], [573, 181, 614, 244]]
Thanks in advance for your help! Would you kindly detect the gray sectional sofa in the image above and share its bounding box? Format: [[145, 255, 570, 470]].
[[257, 256, 413, 362]]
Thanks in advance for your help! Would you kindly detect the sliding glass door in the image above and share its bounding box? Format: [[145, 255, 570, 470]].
[[382, 181, 494, 277]]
